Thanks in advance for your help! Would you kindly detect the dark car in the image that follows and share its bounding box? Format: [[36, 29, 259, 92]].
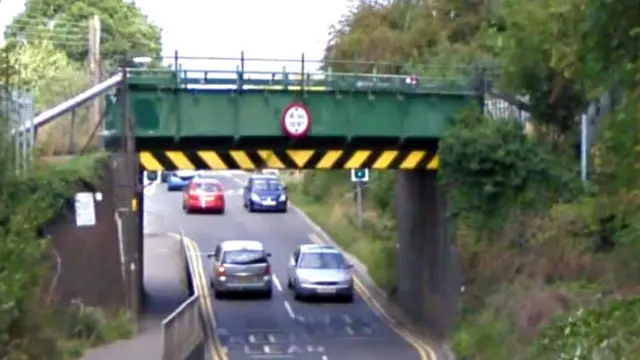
[[242, 175, 287, 213]]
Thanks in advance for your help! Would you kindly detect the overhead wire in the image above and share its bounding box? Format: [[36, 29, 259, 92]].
[[5, 17, 116, 48]]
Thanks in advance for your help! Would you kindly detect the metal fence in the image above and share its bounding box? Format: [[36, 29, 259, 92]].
[[160, 233, 205, 360], [0, 90, 35, 172], [161, 295, 203, 360]]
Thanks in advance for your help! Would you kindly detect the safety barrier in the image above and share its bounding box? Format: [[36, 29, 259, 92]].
[[161, 233, 205, 360], [139, 149, 439, 171]]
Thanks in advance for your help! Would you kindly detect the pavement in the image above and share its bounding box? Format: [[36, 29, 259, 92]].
[[144, 170, 439, 360], [83, 214, 189, 359]]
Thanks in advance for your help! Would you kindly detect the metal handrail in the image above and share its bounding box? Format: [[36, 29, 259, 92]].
[[160, 233, 204, 360]]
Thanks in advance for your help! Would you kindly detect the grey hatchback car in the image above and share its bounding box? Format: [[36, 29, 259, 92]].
[[208, 240, 273, 299], [286, 244, 354, 302]]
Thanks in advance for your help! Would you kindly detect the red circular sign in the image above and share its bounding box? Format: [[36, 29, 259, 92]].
[[281, 102, 312, 138]]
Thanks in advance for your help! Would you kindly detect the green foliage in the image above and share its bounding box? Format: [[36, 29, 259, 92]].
[[439, 110, 579, 235], [0, 152, 107, 358], [319, 1, 640, 358], [60, 302, 134, 346], [6, 40, 88, 112], [528, 299, 640, 359], [4, 0, 162, 66], [325, 0, 491, 77], [496, 0, 588, 137]]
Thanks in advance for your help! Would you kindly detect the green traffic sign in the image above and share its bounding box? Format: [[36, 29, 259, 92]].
[[351, 168, 369, 182]]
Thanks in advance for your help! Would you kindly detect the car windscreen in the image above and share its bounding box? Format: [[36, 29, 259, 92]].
[[222, 250, 268, 265], [252, 179, 284, 191], [298, 252, 347, 269], [191, 182, 220, 193]]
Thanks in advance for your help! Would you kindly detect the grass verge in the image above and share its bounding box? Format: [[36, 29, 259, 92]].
[[58, 306, 136, 359]]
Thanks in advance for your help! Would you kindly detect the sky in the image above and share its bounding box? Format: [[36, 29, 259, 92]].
[[0, 0, 351, 72]]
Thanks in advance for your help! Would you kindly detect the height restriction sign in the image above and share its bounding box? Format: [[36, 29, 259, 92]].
[[281, 102, 312, 138]]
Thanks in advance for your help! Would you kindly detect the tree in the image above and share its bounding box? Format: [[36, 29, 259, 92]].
[[4, 0, 162, 66], [5, 40, 91, 154], [325, 1, 494, 80]]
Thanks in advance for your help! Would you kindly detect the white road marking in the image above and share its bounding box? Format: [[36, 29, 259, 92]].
[[143, 181, 159, 196], [345, 326, 355, 335], [267, 334, 277, 343], [249, 334, 257, 343], [283, 301, 295, 319], [342, 314, 352, 324], [322, 356, 329, 360], [272, 274, 283, 291]]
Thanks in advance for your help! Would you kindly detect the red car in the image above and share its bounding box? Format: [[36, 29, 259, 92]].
[[182, 179, 225, 214]]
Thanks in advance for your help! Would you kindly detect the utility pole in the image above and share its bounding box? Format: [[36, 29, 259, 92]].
[[87, 15, 101, 147], [355, 181, 363, 228], [350, 169, 368, 228], [580, 113, 588, 183]]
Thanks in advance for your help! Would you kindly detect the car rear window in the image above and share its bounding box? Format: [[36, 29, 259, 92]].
[[222, 250, 268, 265], [191, 182, 220, 192]]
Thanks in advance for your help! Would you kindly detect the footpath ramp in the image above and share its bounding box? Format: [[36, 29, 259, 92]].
[[84, 233, 188, 360]]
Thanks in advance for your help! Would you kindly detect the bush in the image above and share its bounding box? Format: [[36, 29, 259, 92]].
[[0, 151, 110, 359], [528, 298, 640, 359]]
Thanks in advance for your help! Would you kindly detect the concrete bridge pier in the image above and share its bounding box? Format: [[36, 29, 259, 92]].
[[395, 170, 460, 341], [112, 152, 144, 318]]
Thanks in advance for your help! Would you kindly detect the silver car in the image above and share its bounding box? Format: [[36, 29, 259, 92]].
[[286, 244, 354, 302], [207, 240, 273, 299]]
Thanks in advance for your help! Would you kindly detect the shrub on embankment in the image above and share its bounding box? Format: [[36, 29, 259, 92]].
[[0, 151, 134, 359]]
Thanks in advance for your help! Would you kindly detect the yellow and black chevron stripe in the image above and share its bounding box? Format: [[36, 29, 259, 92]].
[[139, 149, 438, 171]]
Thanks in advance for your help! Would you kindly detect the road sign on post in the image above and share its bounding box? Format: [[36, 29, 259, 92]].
[[350, 168, 369, 182], [350, 169, 368, 228]]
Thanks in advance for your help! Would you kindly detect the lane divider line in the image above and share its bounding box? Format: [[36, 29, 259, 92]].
[[169, 233, 228, 360], [283, 300, 296, 319], [272, 274, 283, 291], [308, 233, 437, 360]]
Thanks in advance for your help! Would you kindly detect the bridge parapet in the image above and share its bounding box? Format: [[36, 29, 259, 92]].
[[104, 53, 480, 156], [125, 53, 482, 95]]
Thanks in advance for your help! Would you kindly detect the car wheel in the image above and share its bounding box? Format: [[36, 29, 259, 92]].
[[219, 207, 225, 215], [214, 290, 226, 299], [280, 206, 288, 213], [263, 289, 273, 299], [287, 278, 293, 289], [248, 203, 254, 212], [342, 293, 354, 303]]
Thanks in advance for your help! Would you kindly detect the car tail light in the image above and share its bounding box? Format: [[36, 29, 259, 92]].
[[215, 266, 225, 276], [263, 264, 271, 275]]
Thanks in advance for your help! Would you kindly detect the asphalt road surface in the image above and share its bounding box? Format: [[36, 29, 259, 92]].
[[144, 171, 425, 360]]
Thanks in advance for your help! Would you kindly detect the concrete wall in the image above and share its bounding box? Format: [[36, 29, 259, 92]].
[[395, 170, 462, 341], [42, 160, 126, 309]]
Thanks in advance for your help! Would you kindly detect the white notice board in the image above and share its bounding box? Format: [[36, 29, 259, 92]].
[[74, 192, 96, 227]]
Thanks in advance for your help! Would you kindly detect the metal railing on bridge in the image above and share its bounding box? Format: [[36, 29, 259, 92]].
[[125, 52, 488, 95], [161, 232, 206, 360]]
